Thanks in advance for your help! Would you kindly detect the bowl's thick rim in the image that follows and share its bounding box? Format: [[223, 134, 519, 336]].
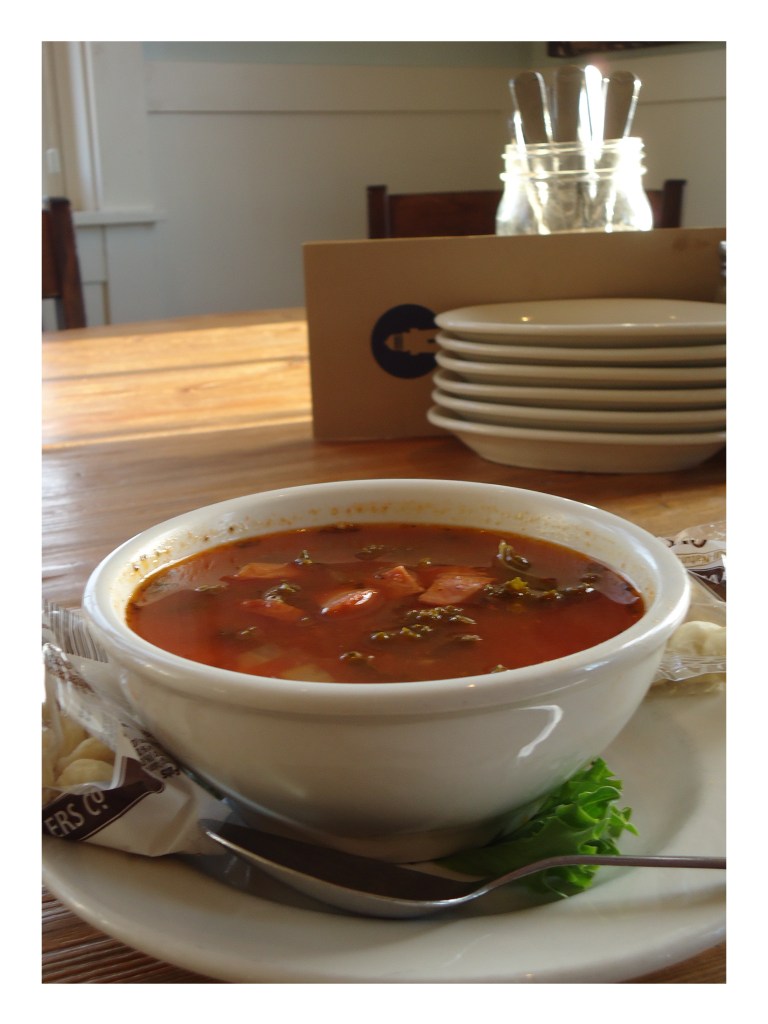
[[82, 478, 690, 714]]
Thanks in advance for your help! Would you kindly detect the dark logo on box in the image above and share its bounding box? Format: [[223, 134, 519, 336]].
[[371, 304, 437, 379]]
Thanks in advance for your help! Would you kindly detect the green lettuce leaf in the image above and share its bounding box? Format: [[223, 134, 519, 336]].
[[437, 758, 637, 898]]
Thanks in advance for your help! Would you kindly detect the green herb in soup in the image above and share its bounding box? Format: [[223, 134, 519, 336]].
[[126, 522, 644, 684]]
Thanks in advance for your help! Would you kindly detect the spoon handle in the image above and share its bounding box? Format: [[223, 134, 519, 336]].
[[603, 70, 640, 139], [478, 853, 726, 897], [511, 70, 552, 145], [552, 65, 583, 142], [202, 821, 725, 918]]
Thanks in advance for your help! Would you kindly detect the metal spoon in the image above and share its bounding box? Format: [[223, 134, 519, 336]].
[[603, 70, 641, 139], [583, 64, 606, 147], [552, 64, 583, 142], [510, 70, 553, 145], [202, 820, 725, 919]]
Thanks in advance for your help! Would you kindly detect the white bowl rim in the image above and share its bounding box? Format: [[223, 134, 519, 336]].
[[430, 388, 726, 428], [427, 406, 727, 446], [434, 350, 727, 386], [435, 331, 727, 365], [82, 479, 689, 714], [431, 368, 728, 408], [434, 297, 726, 339]]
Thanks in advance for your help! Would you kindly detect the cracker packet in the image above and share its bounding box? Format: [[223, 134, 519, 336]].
[[41, 631, 230, 855], [652, 521, 726, 695]]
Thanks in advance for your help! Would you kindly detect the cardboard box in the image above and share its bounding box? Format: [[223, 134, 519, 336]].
[[303, 228, 725, 441]]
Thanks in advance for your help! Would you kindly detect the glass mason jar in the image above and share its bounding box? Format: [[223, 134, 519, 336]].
[[496, 138, 653, 235]]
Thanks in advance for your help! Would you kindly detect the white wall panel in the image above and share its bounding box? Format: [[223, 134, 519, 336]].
[[147, 106, 510, 312]]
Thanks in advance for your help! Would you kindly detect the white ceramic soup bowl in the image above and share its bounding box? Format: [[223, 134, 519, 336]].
[[83, 479, 689, 862]]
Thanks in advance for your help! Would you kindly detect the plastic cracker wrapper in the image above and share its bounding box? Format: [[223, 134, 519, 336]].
[[41, 634, 230, 856], [652, 521, 726, 695]]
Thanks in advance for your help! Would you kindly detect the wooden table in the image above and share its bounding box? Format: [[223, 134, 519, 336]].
[[42, 308, 726, 983]]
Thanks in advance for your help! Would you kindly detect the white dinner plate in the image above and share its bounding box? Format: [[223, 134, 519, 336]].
[[42, 691, 725, 983], [434, 298, 726, 346], [431, 389, 727, 434], [435, 333, 727, 367], [435, 351, 727, 390], [427, 406, 726, 473], [432, 369, 728, 411]]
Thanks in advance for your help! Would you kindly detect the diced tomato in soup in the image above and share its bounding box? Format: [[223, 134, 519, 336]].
[[127, 522, 643, 684]]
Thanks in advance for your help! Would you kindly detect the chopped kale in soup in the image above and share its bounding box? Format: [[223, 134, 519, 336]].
[[126, 522, 644, 683]]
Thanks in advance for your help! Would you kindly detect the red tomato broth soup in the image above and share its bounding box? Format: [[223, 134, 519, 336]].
[[126, 522, 644, 684]]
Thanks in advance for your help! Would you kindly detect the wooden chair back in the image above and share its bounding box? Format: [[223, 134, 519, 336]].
[[367, 178, 686, 237], [42, 197, 86, 329], [367, 185, 502, 238], [645, 179, 687, 229]]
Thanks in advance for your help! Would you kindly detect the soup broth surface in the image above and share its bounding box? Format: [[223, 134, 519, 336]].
[[127, 522, 644, 684]]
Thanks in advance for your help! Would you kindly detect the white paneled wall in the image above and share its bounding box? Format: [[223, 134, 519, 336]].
[[142, 58, 517, 317], [43, 44, 725, 326]]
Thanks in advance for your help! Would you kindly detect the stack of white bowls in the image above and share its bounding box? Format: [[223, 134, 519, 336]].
[[429, 297, 726, 473]]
